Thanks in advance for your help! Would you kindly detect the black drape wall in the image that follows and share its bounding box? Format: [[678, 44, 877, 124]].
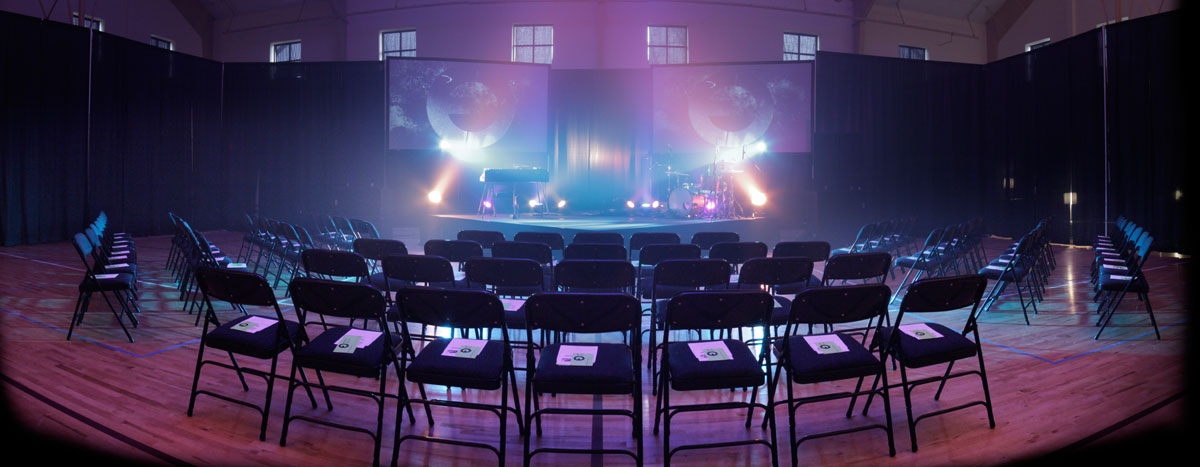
[[1, 13, 89, 246], [1105, 12, 1187, 253], [813, 52, 986, 240]]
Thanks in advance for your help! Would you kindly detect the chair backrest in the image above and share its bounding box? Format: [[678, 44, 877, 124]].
[[464, 257, 545, 288], [563, 243, 627, 260], [353, 238, 408, 261], [513, 231, 565, 251], [293, 224, 318, 249], [394, 287, 504, 329], [424, 239, 484, 263], [772, 241, 831, 262], [738, 257, 814, 287], [525, 292, 641, 334], [333, 216, 357, 238], [195, 267, 278, 307], [914, 228, 946, 258], [629, 232, 681, 254], [555, 259, 636, 290], [382, 254, 456, 285], [785, 284, 891, 326], [708, 241, 768, 265], [822, 252, 892, 283], [289, 277, 387, 321], [350, 218, 381, 239], [491, 241, 553, 265], [638, 243, 701, 266], [898, 274, 988, 316], [572, 232, 625, 245], [845, 223, 871, 251], [653, 258, 731, 288], [690, 231, 739, 250], [663, 290, 773, 330], [457, 230, 506, 249], [71, 232, 96, 273], [302, 249, 369, 279]]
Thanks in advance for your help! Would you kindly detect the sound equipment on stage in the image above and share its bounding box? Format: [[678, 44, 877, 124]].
[[479, 167, 549, 218]]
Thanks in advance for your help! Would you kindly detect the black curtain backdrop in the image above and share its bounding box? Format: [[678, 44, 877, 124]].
[[221, 62, 387, 230], [1105, 11, 1187, 253], [812, 51, 986, 240], [1, 13, 89, 246], [88, 32, 224, 237], [982, 29, 1106, 244]]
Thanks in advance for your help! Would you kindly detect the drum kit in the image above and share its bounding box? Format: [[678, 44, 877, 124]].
[[663, 160, 745, 219]]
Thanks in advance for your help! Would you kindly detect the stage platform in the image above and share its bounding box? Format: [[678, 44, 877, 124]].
[[427, 213, 780, 244]]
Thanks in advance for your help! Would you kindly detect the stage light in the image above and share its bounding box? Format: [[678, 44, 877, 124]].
[[755, 141, 768, 153], [651, 200, 660, 209], [750, 190, 767, 206], [626, 200, 636, 209], [529, 199, 542, 208], [557, 200, 567, 208], [705, 201, 716, 210], [641, 202, 651, 208], [483, 200, 493, 209], [439, 140, 451, 150], [427, 190, 443, 204]]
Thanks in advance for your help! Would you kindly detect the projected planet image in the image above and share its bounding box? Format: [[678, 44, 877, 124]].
[[426, 77, 516, 148], [686, 80, 774, 148]]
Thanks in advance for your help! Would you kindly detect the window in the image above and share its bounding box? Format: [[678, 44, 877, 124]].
[[71, 13, 103, 31], [151, 36, 174, 51], [783, 33, 817, 61], [648, 25, 687, 64], [271, 41, 302, 63], [512, 25, 553, 64], [1025, 38, 1051, 52], [381, 30, 416, 59], [1096, 16, 1130, 28], [899, 45, 927, 60]]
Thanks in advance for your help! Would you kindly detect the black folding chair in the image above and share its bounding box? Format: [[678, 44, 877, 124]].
[[654, 290, 778, 466], [391, 287, 523, 464], [767, 284, 896, 462], [513, 231, 565, 261], [709, 241, 768, 278], [424, 239, 484, 271], [67, 232, 140, 343], [647, 258, 733, 394], [564, 242, 627, 260], [555, 259, 636, 294], [458, 230, 506, 251], [492, 240, 555, 287], [353, 238, 409, 290], [635, 243, 701, 300], [186, 267, 318, 441], [281, 278, 413, 466], [572, 231, 624, 245], [301, 249, 370, 282], [1094, 235, 1159, 340], [862, 274, 994, 452], [522, 292, 643, 465], [822, 252, 892, 286], [630, 232, 681, 262], [690, 231, 739, 253]]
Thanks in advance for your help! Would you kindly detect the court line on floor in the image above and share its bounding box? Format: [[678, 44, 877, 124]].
[[0, 372, 192, 466]]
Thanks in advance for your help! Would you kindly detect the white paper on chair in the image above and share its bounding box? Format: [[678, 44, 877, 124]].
[[214, 256, 227, 262], [688, 341, 733, 362], [1102, 264, 1127, 270], [112, 250, 131, 255], [442, 338, 487, 358], [106, 263, 130, 269], [803, 334, 849, 354], [1108, 274, 1134, 281], [556, 345, 598, 366], [984, 265, 1005, 270], [94, 273, 119, 280], [226, 263, 248, 269], [108, 255, 128, 261], [501, 298, 526, 312], [899, 323, 943, 340], [232, 316, 277, 333], [337, 328, 382, 349]]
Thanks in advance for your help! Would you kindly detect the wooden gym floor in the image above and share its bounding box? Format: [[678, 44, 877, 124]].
[[0, 232, 1190, 465]]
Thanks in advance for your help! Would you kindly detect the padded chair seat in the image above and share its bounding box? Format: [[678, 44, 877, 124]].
[[874, 323, 975, 368], [978, 264, 1028, 281], [774, 276, 823, 294], [532, 343, 635, 394], [405, 338, 507, 390], [666, 339, 764, 391], [205, 315, 306, 359], [1098, 273, 1148, 293], [779, 333, 881, 384], [894, 255, 943, 269], [294, 326, 404, 378], [639, 279, 695, 300], [769, 296, 792, 325], [102, 263, 137, 275], [367, 272, 408, 291], [79, 273, 135, 292]]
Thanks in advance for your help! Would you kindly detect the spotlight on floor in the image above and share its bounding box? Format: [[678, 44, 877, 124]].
[[427, 191, 443, 204], [557, 200, 567, 209]]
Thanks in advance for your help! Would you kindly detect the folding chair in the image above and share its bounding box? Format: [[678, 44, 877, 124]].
[[822, 252, 892, 286], [690, 231, 739, 253], [555, 259, 636, 294], [654, 290, 778, 466], [767, 284, 896, 463], [572, 231, 625, 245], [281, 278, 412, 466], [424, 239, 484, 272], [458, 230, 506, 251], [186, 267, 318, 441], [862, 274, 993, 452], [391, 287, 523, 464], [770, 241, 829, 294], [1094, 235, 1159, 340], [353, 238, 408, 290], [564, 242, 627, 260], [67, 232, 140, 343], [513, 231, 565, 262], [630, 232, 681, 262], [635, 243, 701, 300], [647, 258, 733, 394], [522, 292, 643, 465]]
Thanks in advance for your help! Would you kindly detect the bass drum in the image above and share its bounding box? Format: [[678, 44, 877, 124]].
[[668, 187, 694, 217]]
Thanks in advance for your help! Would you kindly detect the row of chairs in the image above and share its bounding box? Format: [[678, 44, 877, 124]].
[[831, 218, 920, 260], [312, 214, 381, 250], [68, 211, 141, 342], [166, 213, 255, 321], [1091, 216, 1159, 340], [188, 262, 996, 466], [977, 221, 1056, 325], [890, 219, 988, 304]]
